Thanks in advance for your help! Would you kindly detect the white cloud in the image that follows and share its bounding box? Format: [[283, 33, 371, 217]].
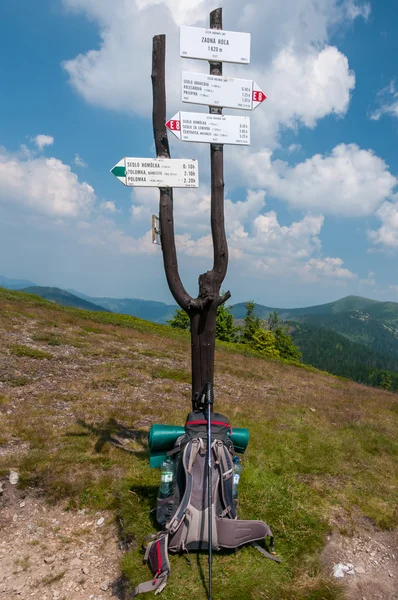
[[297, 257, 356, 281], [344, 0, 371, 20], [100, 201, 117, 213], [80, 216, 157, 255], [32, 135, 54, 150], [74, 153, 88, 167], [288, 144, 301, 153], [231, 143, 397, 217], [370, 80, 398, 121], [0, 146, 95, 218], [247, 45, 355, 147], [368, 199, 398, 249], [61, 0, 366, 148]]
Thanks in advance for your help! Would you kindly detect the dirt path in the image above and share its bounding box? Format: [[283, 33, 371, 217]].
[[322, 525, 398, 599], [0, 478, 125, 600]]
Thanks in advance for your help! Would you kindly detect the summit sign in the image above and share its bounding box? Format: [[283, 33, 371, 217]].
[[180, 26, 251, 63]]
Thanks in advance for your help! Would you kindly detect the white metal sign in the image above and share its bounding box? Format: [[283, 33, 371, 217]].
[[152, 215, 161, 246], [182, 72, 266, 110], [110, 158, 199, 188], [166, 112, 250, 145], [180, 26, 250, 64]]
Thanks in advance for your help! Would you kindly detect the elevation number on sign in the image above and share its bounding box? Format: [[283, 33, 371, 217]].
[[180, 26, 251, 63]]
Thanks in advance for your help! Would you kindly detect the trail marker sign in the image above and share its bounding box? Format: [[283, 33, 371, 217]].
[[182, 72, 266, 110], [166, 112, 250, 145], [180, 26, 250, 63], [110, 157, 199, 188]]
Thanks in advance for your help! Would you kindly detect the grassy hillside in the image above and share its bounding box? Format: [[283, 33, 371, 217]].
[[22, 286, 109, 312], [0, 288, 397, 599]]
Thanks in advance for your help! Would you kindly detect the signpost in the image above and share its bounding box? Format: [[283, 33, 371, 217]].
[[111, 9, 268, 599], [166, 112, 250, 145], [180, 25, 250, 63], [111, 157, 199, 188], [111, 7, 266, 412], [182, 71, 266, 110]]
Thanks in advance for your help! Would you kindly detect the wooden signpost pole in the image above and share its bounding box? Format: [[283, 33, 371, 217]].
[[151, 8, 231, 411]]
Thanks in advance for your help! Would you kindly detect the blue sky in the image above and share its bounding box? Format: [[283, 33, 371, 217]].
[[1, 0, 398, 307]]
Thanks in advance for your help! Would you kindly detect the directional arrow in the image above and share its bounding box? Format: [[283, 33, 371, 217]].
[[166, 112, 250, 145], [181, 72, 266, 111], [110, 157, 199, 188]]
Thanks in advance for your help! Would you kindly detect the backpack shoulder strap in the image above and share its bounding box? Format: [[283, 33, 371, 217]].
[[131, 533, 170, 597], [166, 437, 203, 535], [214, 440, 237, 519]]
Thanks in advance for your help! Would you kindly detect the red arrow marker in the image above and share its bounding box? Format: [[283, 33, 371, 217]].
[[166, 119, 181, 132], [252, 89, 267, 104]]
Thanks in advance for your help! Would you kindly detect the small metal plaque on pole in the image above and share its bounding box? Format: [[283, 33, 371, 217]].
[[152, 215, 161, 246]]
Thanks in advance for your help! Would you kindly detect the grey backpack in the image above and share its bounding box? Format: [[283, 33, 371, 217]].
[[132, 411, 279, 597]]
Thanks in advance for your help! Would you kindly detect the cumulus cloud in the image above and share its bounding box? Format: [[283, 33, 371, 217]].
[[230, 143, 397, 217], [0, 146, 95, 218], [100, 200, 118, 212], [80, 216, 157, 255], [61, 0, 367, 147], [32, 135, 54, 150], [370, 80, 398, 122], [368, 199, 398, 249]]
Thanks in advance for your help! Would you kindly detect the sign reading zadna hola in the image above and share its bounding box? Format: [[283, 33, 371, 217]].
[[180, 26, 251, 64], [182, 72, 266, 110], [110, 158, 199, 188]]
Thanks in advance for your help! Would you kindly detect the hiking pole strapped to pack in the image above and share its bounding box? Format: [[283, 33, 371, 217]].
[[204, 382, 214, 600]]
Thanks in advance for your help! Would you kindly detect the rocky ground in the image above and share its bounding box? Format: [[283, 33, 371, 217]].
[[322, 523, 398, 599], [0, 477, 125, 600]]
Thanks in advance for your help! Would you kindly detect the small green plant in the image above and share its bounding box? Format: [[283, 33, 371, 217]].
[[32, 332, 63, 346], [152, 368, 191, 383], [10, 345, 52, 359]]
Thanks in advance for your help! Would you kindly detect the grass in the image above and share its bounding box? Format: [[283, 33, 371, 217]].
[[10, 344, 52, 359], [0, 287, 397, 599]]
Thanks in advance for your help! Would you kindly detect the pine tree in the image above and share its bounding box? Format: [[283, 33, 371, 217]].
[[167, 301, 237, 342], [242, 301, 261, 343], [215, 302, 238, 342], [250, 329, 280, 358], [267, 310, 301, 361], [167, 308, 190, 330]]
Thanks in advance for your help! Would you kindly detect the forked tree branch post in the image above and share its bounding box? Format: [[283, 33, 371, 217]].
[[151, 8, 231, 411]]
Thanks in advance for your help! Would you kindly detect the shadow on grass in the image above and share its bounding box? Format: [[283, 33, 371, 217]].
[[74, 417, 149, 458]]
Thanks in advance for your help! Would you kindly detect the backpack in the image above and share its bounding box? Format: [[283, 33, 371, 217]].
[[132, 410, 280, 597]]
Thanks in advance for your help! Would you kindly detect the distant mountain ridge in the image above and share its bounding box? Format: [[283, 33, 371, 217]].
[[69, 290, 178, 324], [230, 295, 397, 322], [21, 287, 109, 313], [0, 275, 36, 290]]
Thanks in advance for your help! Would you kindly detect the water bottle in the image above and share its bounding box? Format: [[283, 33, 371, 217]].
[[159, 457, 175, 498], [232, 456, 242, 500]]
